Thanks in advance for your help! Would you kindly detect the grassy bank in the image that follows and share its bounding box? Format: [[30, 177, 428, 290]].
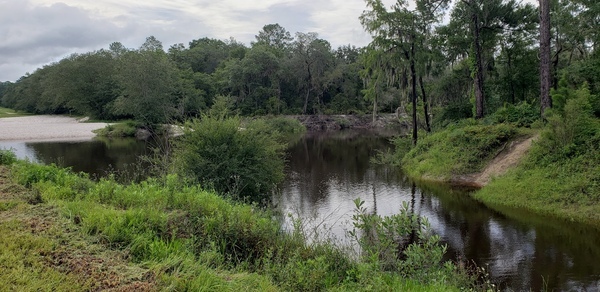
[[400, 120, 523, 180], [395, 93, 600, 227], [0, 154, 476, 291], [474, 125, 600, 227], [0, 107, 30, 118]]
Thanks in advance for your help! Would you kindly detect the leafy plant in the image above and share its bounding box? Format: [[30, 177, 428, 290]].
[[491, 101, 539, 127], [0, 149, 16, 165], [172, 115, 285, 203]]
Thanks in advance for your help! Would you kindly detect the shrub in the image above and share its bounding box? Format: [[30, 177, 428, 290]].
[[491, 101, 539, 127], [531, 87, 600, 163], [348, 199, 469, 287], [432, 101, 473, 128], [93, 120, 140, 137], [0, 149, 16, 165], [173, 116, 285, 202]]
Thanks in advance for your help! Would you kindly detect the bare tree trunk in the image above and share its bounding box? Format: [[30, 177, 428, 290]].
[[372, 91, 377, 124], [472, 12, 485, 119], [540, 0, 552, 116], [410, 46, 418, 146], [419, 76, 431, 132], [303, 65, 312, 114]]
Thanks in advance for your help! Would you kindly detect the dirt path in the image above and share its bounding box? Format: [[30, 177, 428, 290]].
[[455, 135, 539, 187], [0, 115, 108, 142]]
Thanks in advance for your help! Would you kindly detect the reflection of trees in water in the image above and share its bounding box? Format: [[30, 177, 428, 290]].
[[26, 138, 150, 179], [415, 181, 600, 291], [281, 130, 600, 292], [284, 131, 393, 205]]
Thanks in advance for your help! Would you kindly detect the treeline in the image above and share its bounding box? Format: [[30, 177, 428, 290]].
[[0, 26, 366, 126], [1, 0, 599, 129]]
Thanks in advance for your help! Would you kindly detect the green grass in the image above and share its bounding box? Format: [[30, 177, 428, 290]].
[[0, 107, 30, 118], [0, 220, 90, 291], [401, 121, 520, 179], [1, 161, 473, 291], [93, 120, 140, 137], [474, 134, 600, 227]]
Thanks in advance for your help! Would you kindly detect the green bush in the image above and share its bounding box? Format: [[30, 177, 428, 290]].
[[432, 101, 473, 128], [173, 116, 285, 202], [93, 120, 140, 137], [348, 199, 473, 288], [0, 149, 16, 165], [491, 101, 539, 127]]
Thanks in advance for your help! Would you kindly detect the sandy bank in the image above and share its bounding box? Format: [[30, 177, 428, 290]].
[[0, 115, 108, 142]]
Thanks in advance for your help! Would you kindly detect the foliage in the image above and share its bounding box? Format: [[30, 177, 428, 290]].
[[401, 122, 517, 178], [432, 100, 473, 128], [538, 85, 599, 162], [93, 120, 141, 137], [0, 149, 17, 165], [348, 199, 474, 288], [172, 115, 286, 202], [491, 101, 540, 127], [472, 83, 600, 227]]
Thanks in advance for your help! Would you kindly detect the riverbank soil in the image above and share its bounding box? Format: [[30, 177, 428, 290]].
[[291, 113, 409, 133], [0, 166, 156, 291]]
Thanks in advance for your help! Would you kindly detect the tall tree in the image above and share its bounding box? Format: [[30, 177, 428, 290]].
[[253, 23, 293, 53], [361, 0, 449, 144], [112, 37, 179, 127], [540, 0, 552, 115], [291, 32, 334, 114]]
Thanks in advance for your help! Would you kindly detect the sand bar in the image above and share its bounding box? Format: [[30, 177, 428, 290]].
[[0, 115, 109, 142]]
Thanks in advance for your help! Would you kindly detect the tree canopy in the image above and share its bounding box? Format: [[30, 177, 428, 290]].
[[0, 2, 597, 132]]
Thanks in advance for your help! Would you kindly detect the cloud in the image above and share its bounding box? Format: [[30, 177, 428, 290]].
[[0, 0, 379, 81], [0, 0, 132, 80]]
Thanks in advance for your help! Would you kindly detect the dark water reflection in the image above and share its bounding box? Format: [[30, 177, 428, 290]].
[[0, 138, 152, 180], [2, 132, 600, 291], [276, 130, 600, 292]]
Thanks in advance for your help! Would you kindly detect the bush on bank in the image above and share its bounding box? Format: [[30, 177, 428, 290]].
[[172, 116, 287, 203]]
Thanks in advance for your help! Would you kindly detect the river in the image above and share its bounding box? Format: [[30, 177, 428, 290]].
[[1, 131, 599, 291]]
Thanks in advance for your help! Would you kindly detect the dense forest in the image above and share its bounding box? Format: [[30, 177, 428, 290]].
[[0, 0, 598, 130]]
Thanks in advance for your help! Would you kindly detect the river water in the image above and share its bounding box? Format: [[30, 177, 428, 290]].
[[2, 131, 599, 291]]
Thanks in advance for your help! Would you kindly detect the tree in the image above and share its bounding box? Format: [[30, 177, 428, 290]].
[[290, 32, 334, 114], [540, 0, 552, 115], [112, 37, 179, 127], [361, 0, 449, 144], [253, 23, 293, 52]]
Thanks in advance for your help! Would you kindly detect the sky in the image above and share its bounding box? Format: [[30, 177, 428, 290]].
[[1, 0, 390, 82], [0, 0, 536, 82]]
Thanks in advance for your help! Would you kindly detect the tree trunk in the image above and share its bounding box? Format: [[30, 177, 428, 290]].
[[472, 12, 485, 119], [372, 87, 377, 124], [303, 65, 312, 114], [419, 76, 431, 132], [540, 0, 552, 116], [410, 46, 418, 146]]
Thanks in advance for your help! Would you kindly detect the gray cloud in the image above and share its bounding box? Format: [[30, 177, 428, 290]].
[[0, 0, 379, 82], [0, 0, 133, 80]]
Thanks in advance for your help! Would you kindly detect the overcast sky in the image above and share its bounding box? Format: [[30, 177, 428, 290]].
[[0, 0, 536, 82]]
